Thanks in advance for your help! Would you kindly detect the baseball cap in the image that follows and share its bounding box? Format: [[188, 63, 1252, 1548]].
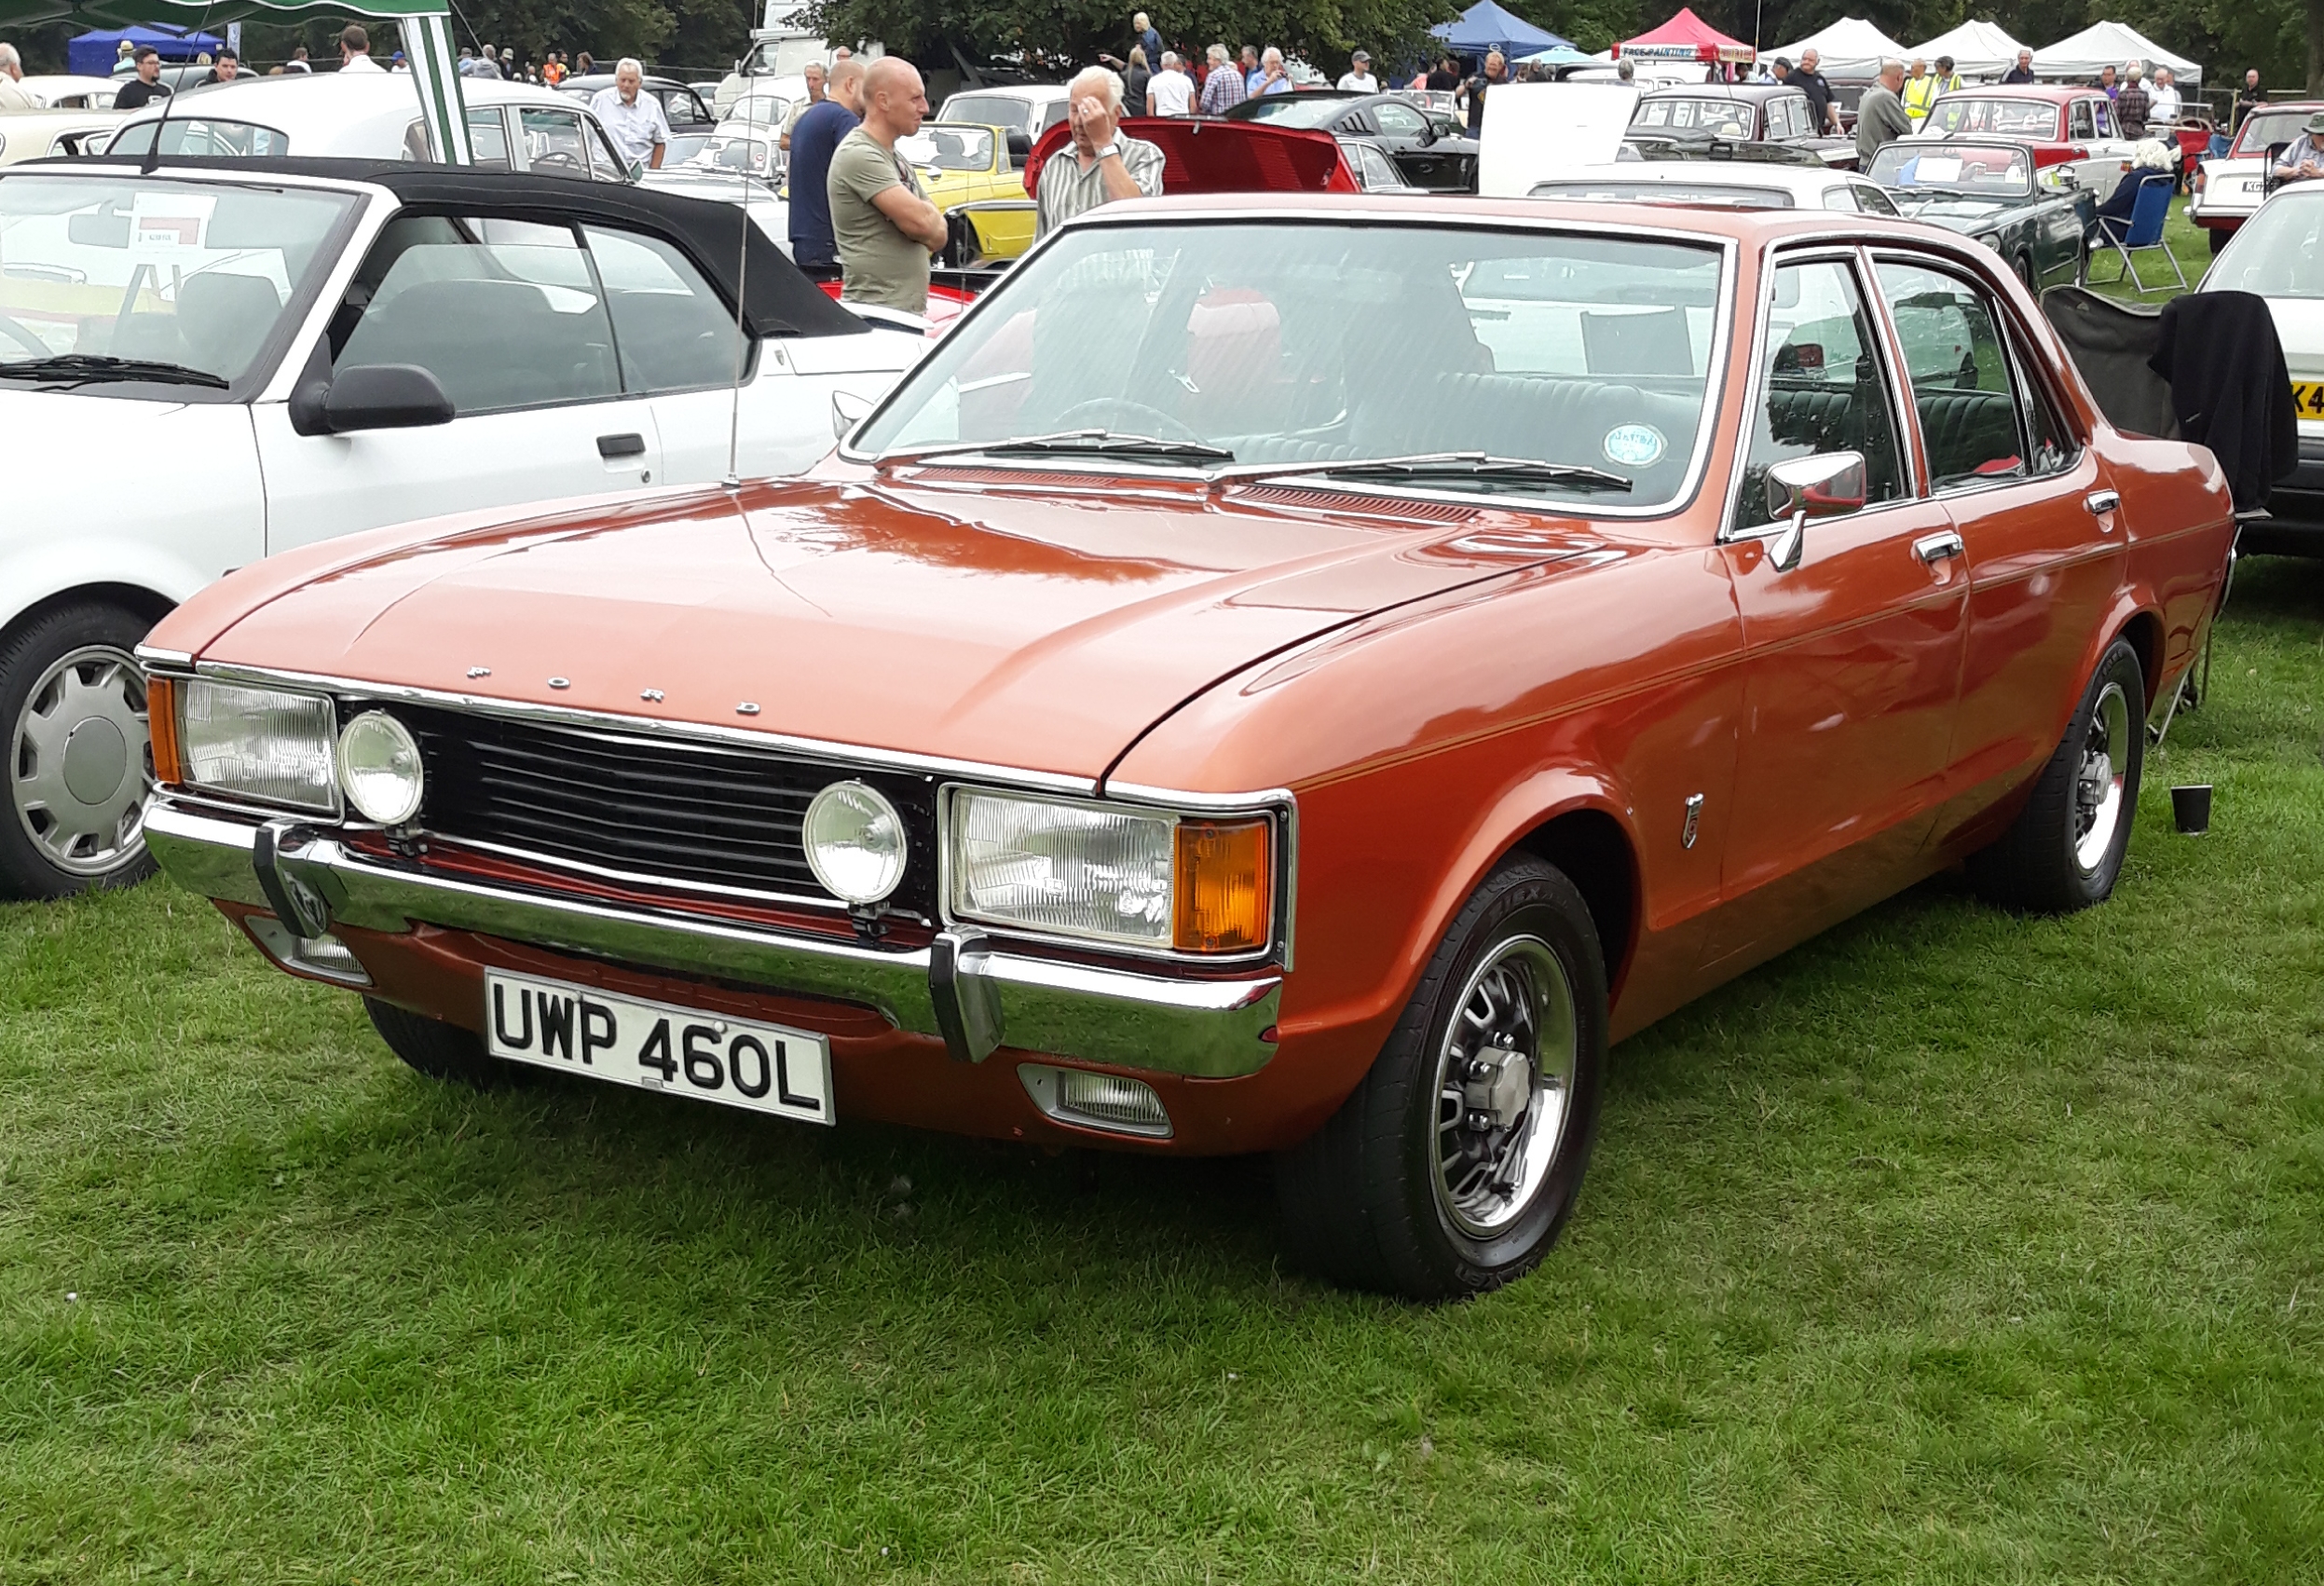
[[1772, 56, 1792, 70], [1352, 49, 1370, 62]]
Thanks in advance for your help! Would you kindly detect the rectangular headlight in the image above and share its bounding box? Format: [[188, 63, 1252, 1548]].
[[948, 790, 1272, 954], [176, 680, 337, 814]]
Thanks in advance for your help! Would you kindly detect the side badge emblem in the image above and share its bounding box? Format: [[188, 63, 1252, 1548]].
[[1682, 792, 1704, 850]]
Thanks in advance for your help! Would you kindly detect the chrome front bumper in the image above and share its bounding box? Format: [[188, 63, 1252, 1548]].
[[144, 801, 1282, 1079]]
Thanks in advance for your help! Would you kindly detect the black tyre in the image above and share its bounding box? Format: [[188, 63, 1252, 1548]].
[[2014, 252, 2037, 293], [0, 602, 157, 900], [366, 997, 532, 1089], [1968, 636, 2145, 913], [2208, 226, 2228, 255], [1275, 855, 1607, 1300]]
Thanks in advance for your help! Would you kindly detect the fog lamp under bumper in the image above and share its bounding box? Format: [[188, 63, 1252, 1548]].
[[1018, 1063, 1173, 1139], [240, 913, 374, 986], [142, 801, 1284, 1080]]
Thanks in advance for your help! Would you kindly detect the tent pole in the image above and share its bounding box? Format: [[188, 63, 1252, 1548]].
[[402, 9, 472, 164]]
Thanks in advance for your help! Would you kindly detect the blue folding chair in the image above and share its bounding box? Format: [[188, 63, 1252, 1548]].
[[2085, 171, 2185, 294]]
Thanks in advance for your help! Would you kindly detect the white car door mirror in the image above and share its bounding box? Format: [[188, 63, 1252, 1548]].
[[831, 389, 872, 441], [324, 363, 456, 434]]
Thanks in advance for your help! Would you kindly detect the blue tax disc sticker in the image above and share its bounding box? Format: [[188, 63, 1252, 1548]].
[[1603, 424, 1665, 468]]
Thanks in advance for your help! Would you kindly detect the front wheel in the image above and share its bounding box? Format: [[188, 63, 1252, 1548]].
[[2207, 226, 2229, 255], [0, 602, 157, 900], [1275, 855, 1607, 1299], [1968, 636, 2145, 912]]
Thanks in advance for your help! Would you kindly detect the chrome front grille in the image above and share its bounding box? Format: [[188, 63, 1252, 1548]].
[[393, 704, 939, 912]]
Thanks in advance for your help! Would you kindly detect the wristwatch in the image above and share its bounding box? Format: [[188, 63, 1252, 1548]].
[[1094, 142, 1121, 160]]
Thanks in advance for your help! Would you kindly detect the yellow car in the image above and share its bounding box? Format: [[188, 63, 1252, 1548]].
[[895, 120, 1036, 262]]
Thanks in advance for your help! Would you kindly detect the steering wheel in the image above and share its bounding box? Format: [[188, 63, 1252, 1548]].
[[1049, 397, 1205, 443], [0, 309, 51, 359], [533, 150, 584, 175]]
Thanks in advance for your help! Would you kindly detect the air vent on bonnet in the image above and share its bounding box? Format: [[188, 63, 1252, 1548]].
[[1228, 485, 1483, 522]]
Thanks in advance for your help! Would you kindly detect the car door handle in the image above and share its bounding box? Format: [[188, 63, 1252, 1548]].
[[2085, 489, 2121, 525], [1914, 530, 1965, 565], [596, 432, 647, 459]]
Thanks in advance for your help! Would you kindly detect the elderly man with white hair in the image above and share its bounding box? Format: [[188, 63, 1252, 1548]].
[[1034, 65, 1165, 238], [0, 42, 34, 111], [2149, 67, 2182, 125], [591, 57, 672, 171]]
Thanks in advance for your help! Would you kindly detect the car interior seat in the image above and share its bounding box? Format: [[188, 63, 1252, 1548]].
[[174, 271, 285, 379]]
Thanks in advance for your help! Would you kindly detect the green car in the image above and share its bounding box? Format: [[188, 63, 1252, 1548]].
[[1867, 139, 2095, 293]]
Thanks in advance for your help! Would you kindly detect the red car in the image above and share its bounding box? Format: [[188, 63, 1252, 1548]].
[[139, 194, 2235, 1299], [1917, 85, 2137, 187]]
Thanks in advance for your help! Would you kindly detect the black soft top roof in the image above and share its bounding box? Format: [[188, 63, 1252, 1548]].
[[10, 156, 866, 339]]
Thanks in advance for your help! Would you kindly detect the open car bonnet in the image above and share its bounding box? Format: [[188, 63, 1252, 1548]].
[[182, 475, 1592, 781], [1024, 117, 1359, 199], [1476, 82, 1642, 198]]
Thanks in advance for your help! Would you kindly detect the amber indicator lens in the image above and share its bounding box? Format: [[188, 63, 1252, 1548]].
[[1173, 818, 1272, 953], [146, 676, 183, 786]]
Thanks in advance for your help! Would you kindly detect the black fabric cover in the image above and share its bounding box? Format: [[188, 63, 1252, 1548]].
[[2150, 290, 2300, 513], [2042, 286, 2177, 441], [21, 155, 867, 340]]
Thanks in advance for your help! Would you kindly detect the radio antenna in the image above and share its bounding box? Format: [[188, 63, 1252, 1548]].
[[723, 130, 753, 490], [140, 1, 216, 174]]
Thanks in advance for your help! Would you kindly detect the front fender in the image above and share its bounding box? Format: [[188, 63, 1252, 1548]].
[[0, 535, 217, 638]]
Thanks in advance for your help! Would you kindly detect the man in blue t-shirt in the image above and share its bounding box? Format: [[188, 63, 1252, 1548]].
[[787, 57, 865, 269]]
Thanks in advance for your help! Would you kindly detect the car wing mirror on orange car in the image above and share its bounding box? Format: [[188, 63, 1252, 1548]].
[[1729, 450, 1867, 573]]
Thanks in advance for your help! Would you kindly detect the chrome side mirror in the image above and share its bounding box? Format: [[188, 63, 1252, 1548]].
[[1749, 451, 1867, 571], [831, 389, 872, 441]]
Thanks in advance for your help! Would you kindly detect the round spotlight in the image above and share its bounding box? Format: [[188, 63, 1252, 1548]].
[[335, 710, 425, 826], [802, 780, 907, 904]]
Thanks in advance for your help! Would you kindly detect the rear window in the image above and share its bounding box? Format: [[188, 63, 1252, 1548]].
[[2235, 108, 2320, 157], [1925, 98, 2059, 139], [106, 117, 292, 157], [941, 95, 1032, 134]]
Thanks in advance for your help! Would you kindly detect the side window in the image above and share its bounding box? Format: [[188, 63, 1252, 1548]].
[[2092, 100, 2113, 138], [1821, 185, 1859, 212], [2069, 102, 2095, 140], [401, 119, 431, 162], [1737, 258, 1907, 526], [466, 106, 512, 170], [582, 226, 747, 393], [1853, 183, 1899, 215], [519, 107, 592, 177], [1875, 261, 2030, 488], [335, 215, 622, 416], [587, 120, 632, 181], [1374, 102, 1428, 138]]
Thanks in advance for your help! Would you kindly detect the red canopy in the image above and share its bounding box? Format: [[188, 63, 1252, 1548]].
[[1617, 7, 1755, 63]]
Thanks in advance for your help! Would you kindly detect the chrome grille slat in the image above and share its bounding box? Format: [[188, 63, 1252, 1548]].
[[392, 705, 939, 910]]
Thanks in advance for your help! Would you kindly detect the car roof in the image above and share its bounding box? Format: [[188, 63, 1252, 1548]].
[[1643, 84, 1796, 101], [110, 71, 582, 134], [1534, 163, 1857, 197], [8, 154, 865, 339], [1932, 86, 2090, 103]]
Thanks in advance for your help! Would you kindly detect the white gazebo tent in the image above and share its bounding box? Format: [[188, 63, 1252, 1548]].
[[1909, 19, 2028, 81], [2034, 20, 2201, 89], [1765, 15, 1903, 78]]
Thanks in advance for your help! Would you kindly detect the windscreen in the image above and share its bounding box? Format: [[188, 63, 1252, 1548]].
[[2235, 108, 2318, 157], [1869, 143, 2031, 194], [1924, 98, 2058, 138], [2208, 193, 2324, 300], [1632, 97, 1756, 138], [853, 220, 1727, 509], [941, 95, 1032, 134], [0, 173, 353, 382], [899, 125, 995, 171], [1234, 96, 1350, 129]]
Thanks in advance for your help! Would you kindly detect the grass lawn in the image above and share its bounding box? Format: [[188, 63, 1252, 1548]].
[[2080, 192, 2215, 303], [7, 561, 2324, 1582]]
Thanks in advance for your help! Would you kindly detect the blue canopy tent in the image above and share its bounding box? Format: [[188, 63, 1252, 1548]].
[[1431, 0, 1573, 62], [67, 21, 222, 74]]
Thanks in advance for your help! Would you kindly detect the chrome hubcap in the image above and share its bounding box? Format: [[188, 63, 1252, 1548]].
[[2072, 678, 2131, 874], [11, 645, 151, 876], [1430, 936, 1578, 1238]]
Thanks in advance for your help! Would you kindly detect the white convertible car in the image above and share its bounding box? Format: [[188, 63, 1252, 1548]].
[[0, 156, 922, 897]]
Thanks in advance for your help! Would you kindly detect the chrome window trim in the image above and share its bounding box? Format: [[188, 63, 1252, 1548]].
[[840, 211, 1740, 523], [938, 782, 1291, 967], [1865, 249, 2043, 503], [1716, 239, 1927, 546], [181, 660, 1101, 796]]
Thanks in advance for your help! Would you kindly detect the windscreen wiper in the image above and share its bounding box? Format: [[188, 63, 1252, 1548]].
[[1290, 453, 1634, 493], [881, 429, 1235, 467], [0, 354, 230, 390]]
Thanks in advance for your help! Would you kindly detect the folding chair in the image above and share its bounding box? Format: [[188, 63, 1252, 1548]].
[[2085, 171, 2186, 294]]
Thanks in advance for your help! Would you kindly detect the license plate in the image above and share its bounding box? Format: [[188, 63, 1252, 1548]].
[[485, 970, 833, 1125], [2294, 381, 2324, 420]]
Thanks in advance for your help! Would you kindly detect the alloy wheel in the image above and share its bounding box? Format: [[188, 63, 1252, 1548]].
[[10, 644, 152, 877], [2072, 677, 2132, 875], [1429, 935, 1579, 1237]]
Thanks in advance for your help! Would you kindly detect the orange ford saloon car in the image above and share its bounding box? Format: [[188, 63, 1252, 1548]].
[[137, 194, 2235, 1299]]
